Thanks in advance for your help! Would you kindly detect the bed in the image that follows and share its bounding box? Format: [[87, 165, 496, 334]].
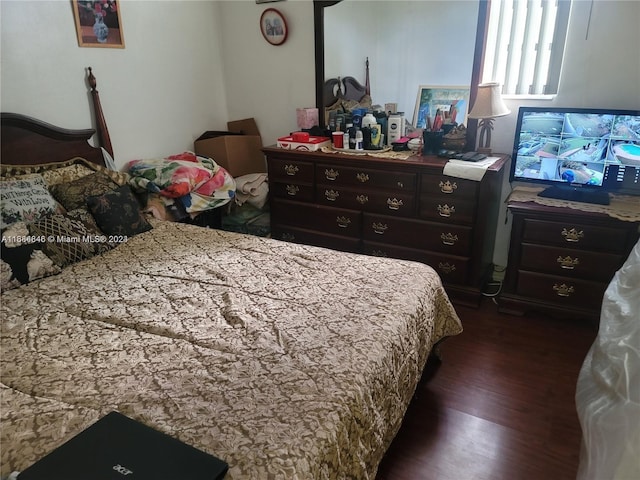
[[0, 69, 462, 479]]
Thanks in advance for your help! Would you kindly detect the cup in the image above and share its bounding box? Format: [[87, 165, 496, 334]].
[[332, 131, 344, 149], [423, 130, 444, 155]]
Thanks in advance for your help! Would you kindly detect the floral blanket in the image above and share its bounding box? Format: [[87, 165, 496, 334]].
[[125, 152, 235, 213]]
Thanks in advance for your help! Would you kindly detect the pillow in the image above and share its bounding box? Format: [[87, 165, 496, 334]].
[[27, 209, 112, 268], [41, 163, 95, 186], [49, 172, 119, 211], [0, 176, 61, 229], [0, 222, 61, 291], [87, 185, 152, 236], [1, 157, 91, 178]]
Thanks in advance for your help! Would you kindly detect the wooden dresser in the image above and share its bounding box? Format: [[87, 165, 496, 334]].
[[263, 146, 508, 306], [499, 190, 640, 322]]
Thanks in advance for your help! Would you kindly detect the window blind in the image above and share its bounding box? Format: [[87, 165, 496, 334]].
[[483, 0, 571, 95]]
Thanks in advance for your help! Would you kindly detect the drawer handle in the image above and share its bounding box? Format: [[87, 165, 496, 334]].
[[372, 222, 388, 235], [437, 204, 455, 217], [281, 233, 295, 242], [356, 194, 369, 205], [397, 181, 404, 188], [441, 233, 459, 246], [553, 283, 575, 297], [387, 198, 404, 210], [356, 172, 369, 183], [557, 255, 580, 270], [371, 249, 387, 257], [284, 164, 299, 176], [325, 168, 339, 181], [286, 184, 299, 196], [439, 180, 457, 194], [562, 228, 584, 243], [336, 216, 351, 228], [438, 262, 456, 274], [325, 189, 339, 201]]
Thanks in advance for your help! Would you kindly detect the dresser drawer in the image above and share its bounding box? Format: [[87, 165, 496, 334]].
[[516, 270, 607, 310], [272, 198, 361, 238], [520, 243, 623, 282], [362, 213, 472, 255], [421, 174, 479, 200], [317, 164, 416, 191], [522, 218, 629, 253], [363, 240, 470, 283], [271, 181, 314, 201], [419, 195, 476, 225], [317, 184, 415, 217], [272, 226, 361, 253], [269, 158, 314, 183]]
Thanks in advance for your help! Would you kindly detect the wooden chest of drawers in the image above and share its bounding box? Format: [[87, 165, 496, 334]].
[[499, 200, 640, 321], [264, 147, 508, 306]]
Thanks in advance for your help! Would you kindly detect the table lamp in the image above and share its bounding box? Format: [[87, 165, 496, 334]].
[[467, 82, 510, 154]]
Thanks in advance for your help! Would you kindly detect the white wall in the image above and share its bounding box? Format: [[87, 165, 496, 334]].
[[216, 0, 316, 145], [0, 0, 316, 166], [1, 0, 229, 166]]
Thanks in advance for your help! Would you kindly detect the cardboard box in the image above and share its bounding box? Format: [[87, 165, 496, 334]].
[[277, 135, 331, 152], [194, 118, 266, 178]]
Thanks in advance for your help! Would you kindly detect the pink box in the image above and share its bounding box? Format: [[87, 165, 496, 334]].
[[277, 135, 330, 151], [296, 108, 319, 129]]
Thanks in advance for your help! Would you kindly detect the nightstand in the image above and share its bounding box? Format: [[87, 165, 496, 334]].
[[499, 187, 640, 322]]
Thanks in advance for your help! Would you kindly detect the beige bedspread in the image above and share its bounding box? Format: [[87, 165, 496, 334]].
[[1, 222, 461, 479]]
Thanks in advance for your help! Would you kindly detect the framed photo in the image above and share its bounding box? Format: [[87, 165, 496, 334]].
[[72, 1, 125, 48], [413, 85, 470, 129], [260, 8, 288, 46]]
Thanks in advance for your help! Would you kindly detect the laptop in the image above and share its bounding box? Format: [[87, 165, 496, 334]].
[[19, 411, 228, 480]]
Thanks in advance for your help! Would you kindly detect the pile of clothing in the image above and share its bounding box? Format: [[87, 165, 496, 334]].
[[125, 152, 235, 220]]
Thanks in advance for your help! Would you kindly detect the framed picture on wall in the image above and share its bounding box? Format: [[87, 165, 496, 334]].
[[413, 86, 470, 129], [260, 8, 288, 46], [72, 1, 125, 48]]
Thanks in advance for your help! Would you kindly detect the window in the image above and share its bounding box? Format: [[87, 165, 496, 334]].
[[482, 0, 572, 95]]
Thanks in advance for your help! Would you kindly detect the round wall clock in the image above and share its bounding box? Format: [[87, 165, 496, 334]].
[[260, 8, 288, 46]]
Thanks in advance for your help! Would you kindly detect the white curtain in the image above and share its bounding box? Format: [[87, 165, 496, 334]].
[[575, 239, 640, 480]]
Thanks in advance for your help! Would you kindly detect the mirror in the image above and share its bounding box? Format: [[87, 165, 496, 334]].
[[314, 0, 489, 149]]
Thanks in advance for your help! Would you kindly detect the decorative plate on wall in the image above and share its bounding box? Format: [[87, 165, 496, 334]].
[[260, 8, 288, 46]]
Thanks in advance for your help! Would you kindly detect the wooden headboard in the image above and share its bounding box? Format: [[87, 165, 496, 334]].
[[1, 67, 111, 168]]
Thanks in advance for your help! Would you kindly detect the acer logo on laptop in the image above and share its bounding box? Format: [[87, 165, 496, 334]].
[[18, 411, 228, 480], [113, 464, 133, 476]]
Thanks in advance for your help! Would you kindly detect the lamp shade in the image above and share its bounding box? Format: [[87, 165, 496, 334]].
[[468, 82, 511, 119]]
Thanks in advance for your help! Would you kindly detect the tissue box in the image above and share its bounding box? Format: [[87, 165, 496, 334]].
[[277, 135, 330, 151], [296, 108, 319, 129]]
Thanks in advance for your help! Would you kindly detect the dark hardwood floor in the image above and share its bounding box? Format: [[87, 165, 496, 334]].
[[376, 298, 598, 480]]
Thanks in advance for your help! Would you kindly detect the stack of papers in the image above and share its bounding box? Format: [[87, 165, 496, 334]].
[[442, 157, 501, 181]]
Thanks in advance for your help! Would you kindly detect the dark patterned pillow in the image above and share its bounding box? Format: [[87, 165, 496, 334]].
[[27, 209, 112, 267], [49, 172, 119, 211], [87, 185, 152, 236], [1, 222, 61, 291]]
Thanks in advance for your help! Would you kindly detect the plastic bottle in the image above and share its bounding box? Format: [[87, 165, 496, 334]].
[[347, 123, 356, 149], [355, 129, 364, 150], [362, 113, 377, 129]]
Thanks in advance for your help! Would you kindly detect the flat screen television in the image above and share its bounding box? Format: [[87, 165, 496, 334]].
[[510, 107, 640, 205]]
